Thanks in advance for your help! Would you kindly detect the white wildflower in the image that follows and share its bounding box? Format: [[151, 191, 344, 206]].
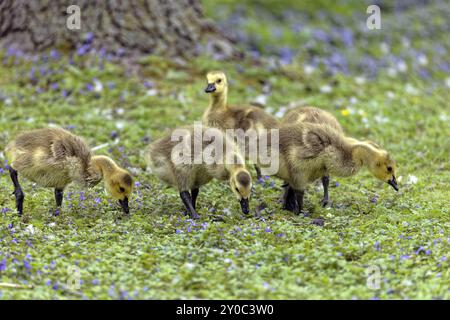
[[320, 85, 332, 93], [25, 224, 35, 235], [146, 89, 158, 96], [252, 94, 267, 106], [304, 64, 315, 75], [355, 76, 366, 85], [405, 84, 418, 95], [349, 96, 358, 104], [397, 60, 408, 73], [275, 106, 287, 118], [387, 68, 397, 77], [418, 55, 428, 66], [380, 42, 390, 54], [115, 121, 125, 130], [93, 79, 103, 92], [407, 175, 418, 184]]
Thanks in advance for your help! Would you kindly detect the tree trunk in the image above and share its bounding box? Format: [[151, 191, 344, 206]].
[[0, 0, 236, 58]]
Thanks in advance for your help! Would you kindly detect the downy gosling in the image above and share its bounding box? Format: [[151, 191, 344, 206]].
[[275, 122, 398, 215], [145, 125, 252, 219], [203, 71, 278, 179], [281, 106, 344, 209], [5, 128, 133, 215]]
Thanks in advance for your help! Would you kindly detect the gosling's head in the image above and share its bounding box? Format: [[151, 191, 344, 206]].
[[367, 150, 398, 191], [205, 71, 227, 94], [104, 169, 134, 214], [229, 168, 252, 214]]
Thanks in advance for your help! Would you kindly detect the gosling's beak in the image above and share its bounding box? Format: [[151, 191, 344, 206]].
[[387, 176, 398, 191], [118, 197, 129, 214], [240, 198, 249, 215], [205, 83, 216, 93]]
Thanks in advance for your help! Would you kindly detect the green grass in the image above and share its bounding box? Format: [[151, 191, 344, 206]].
[[0, 1, 449, 299]]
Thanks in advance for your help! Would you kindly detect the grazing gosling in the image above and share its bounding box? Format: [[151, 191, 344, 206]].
[[145, 126, 252, 219], [202, 71, 278, 179], [5, 128, 133, 215], [281, 106, 344, 209], [275, 122, 398, 215]]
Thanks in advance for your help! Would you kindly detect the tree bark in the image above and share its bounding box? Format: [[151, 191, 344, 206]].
[[0, 0, 236, 58]]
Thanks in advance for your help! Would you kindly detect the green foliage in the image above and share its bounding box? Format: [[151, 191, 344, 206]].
[[0, 1, 448, 300]]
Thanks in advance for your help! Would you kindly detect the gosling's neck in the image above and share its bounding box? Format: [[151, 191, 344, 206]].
[[90, 155, 118, 177], [351, 141, 379, 168], [222, 146, 246, 178], [209, 87, 228, 110]]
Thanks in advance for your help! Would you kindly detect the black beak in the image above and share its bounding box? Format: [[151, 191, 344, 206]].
[[119, 197, 129, 214], [205, 83, 216, 93], [240, 198, 249, 215], [387, 176, 398, 191]]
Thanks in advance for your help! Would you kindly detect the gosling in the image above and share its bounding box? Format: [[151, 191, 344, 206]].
[[145, 125, 252, 219], [275, 122, 398, 215], [281, 106, 344, 209], [5, 128, 133, 215], [203, 71, 278, 179]]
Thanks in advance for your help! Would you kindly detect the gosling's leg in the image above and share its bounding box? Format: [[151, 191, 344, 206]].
[[321, 175, 330, 207], [282, 184, 297, 212], [191, 188, 199, 210], [8, 166, 25, 215], [293, 189, 305, 216], [254, 165, 262, 180], [180, 191, 200, 220], [54, 188, 64, 216]]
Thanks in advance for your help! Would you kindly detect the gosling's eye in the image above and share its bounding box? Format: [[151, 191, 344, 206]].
[[119, 187, 125, 193], [217, 79, 222, 84], [387, 166, 392, 172]]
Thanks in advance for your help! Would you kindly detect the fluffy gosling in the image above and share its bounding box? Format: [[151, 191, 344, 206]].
[[275, 122, 398, 215], [281, 106, 344, 207], [145, 125, 252, 219], [203, 71, 278, 179], [5, 128, 133, 215]]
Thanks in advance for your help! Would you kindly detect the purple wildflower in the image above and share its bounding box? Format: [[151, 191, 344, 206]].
[[374, 241, 381, 251], [50, 49, 60, 60], [278, 47, 294, 65], [77, 44, 90, 56], [415, 246, 425, 255], [0, 259, 6, 271], [23, 260, 31, 272], [85, 83, 94, 91]]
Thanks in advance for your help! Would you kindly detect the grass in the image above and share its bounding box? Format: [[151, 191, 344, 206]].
[[0, 1, 449, 299]]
